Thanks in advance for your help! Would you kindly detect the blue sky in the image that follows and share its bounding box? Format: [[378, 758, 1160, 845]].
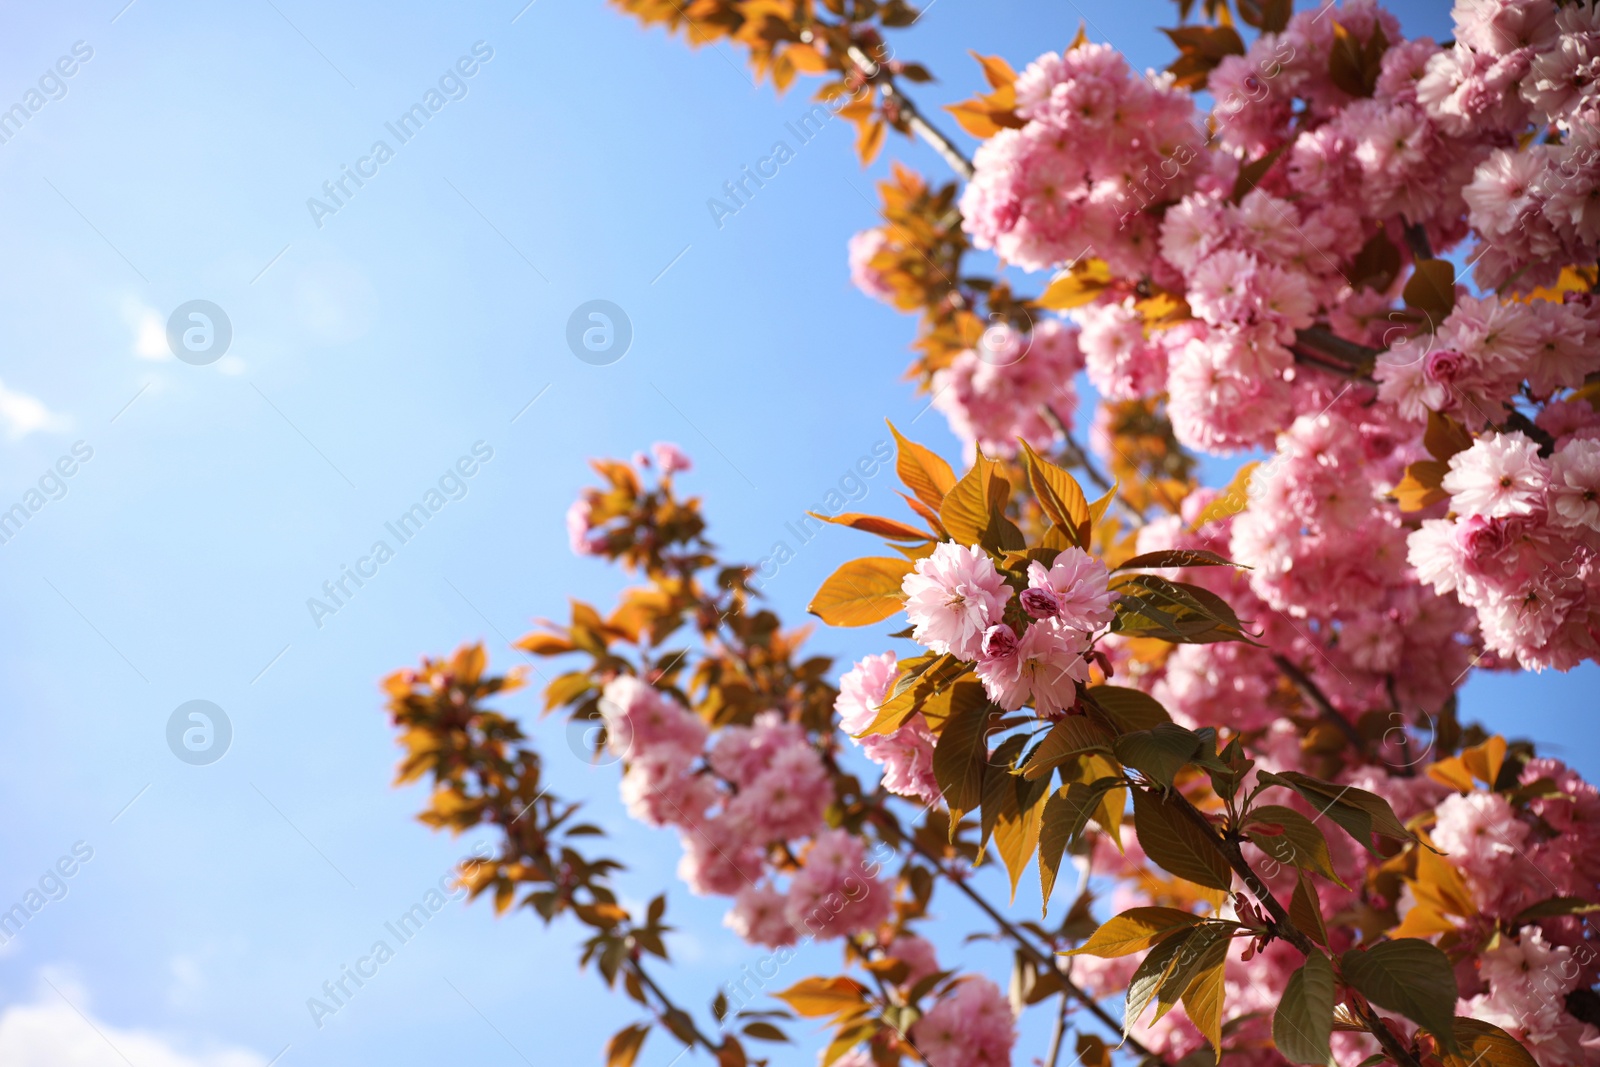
[[0, 1, 1593, 1065]]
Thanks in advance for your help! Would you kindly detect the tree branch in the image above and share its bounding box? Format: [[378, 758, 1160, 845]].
[[628, 955, 725, 1056], [1294, 326, 1382, 368], [1164, 790, 1426, 1067], [845, 44, 975, 180], [1271, 653, 1365, 753]]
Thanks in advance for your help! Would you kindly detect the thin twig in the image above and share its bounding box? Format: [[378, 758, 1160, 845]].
[[902, 836, 1173, 1065], [846, 44, 974, 180], [629, 957, 724, 1054], [1272, 653, 1365, 752]]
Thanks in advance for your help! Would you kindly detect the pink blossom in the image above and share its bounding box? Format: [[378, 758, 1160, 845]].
[[566, 498, 604, 556], [726, 741, 831, 842], [784, 830, 891, 940], [847, 228, 895, 303], [902, 542, 1013, 660], [975, 620, 1090, 714], [1026, 548, 1114, 631], [725, 884, 797, 948], [1549, 437, 1600, 531], [1442, 432, 1551, 518], [835, 652, 898, 736], [1431, 791, 1530, 891], [651, 442, 691, 474], [909, 977, 1017, 1067]]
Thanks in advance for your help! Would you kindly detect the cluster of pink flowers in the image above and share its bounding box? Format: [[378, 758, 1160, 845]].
[[1410, 430, 1600, 669], [597, 675, 892, 947], [960, 42, 1201, 275], [834, 542, 1112, 806], [908, 977, 1017, 1067], [565, 442, 692, 555], [1423, 759, 1600, 1062], [930, 318, 1084, 460], [836, 651, 940, 806], [828, 949, 1015, 1067], [901, 541, 1111, 712]]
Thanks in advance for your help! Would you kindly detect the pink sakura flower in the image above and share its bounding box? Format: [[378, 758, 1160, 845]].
[[860, 723, 940, 805], [678, 815, 766, 896], [835, 652, 898, 736], [1076, 299, 1170, 401], [724, 884, 797, 948], [726, 741, 831, 843], [566, 498, 605, 556], [837, 652, 941, 804], [784, 829, 891, 940], [650, 441, 692, 474], [975, 620, 1090, 714], [599, 676, 708, 762], [1548, 437, 1600, 531], [1026, 548, 1115, 631], [902, 542, 1013, 660], [887, 933, 940, 988], [1430, 790, 1530, 891], [909, 977, 1017, 1067], [619, 755, 717, 829], [1442, 432, 1551, 518]]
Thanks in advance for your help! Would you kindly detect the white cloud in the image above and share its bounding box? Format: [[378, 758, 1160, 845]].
[[0, 978, 267, 1067], [121, 298, 170, 360], [0, 380, 69, 440]]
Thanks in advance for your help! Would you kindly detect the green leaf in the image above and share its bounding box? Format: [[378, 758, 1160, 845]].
[[1273, 953, 1335, 1066], [1115, 549, 1239, 571], [1510, 896, 1600, 925], [1291, 872, 1329, 947], [1124, 929, 1192, 1035], [607, 1024, 650, 1067], [1153, 923, 1232, 1026], [1132, 787, 1234, 891], [1114, 723, 1203, 790], [1019, 438, 1092, 547], [1257, 771, 1413, 853], [1020, 717, 1115, 780], [1040, 779, 1124, 914], [1065, 906, 1205, 958], [1340, 940, 1459, 1052], [887, 421, 957, 513], [1243, 805, 1346, 887], [939, 451, 1024, 552], [1084, 685, 1172, 733], [932, 694, 990, 824]]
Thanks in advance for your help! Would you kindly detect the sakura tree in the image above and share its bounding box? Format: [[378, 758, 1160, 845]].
[[379, 2, 1600, 1066]]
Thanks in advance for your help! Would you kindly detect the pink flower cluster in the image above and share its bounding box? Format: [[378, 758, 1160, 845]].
[[597, 676, 892, 949], [960, 42, 1201, 275], [908, 976, 1017, 1067], [836, 652, 940, 806], [1410, 431, 1600, 669], [930, 319, 1084, 460], [565, 443, 693, 555], [898, 542, 1111, 715]]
